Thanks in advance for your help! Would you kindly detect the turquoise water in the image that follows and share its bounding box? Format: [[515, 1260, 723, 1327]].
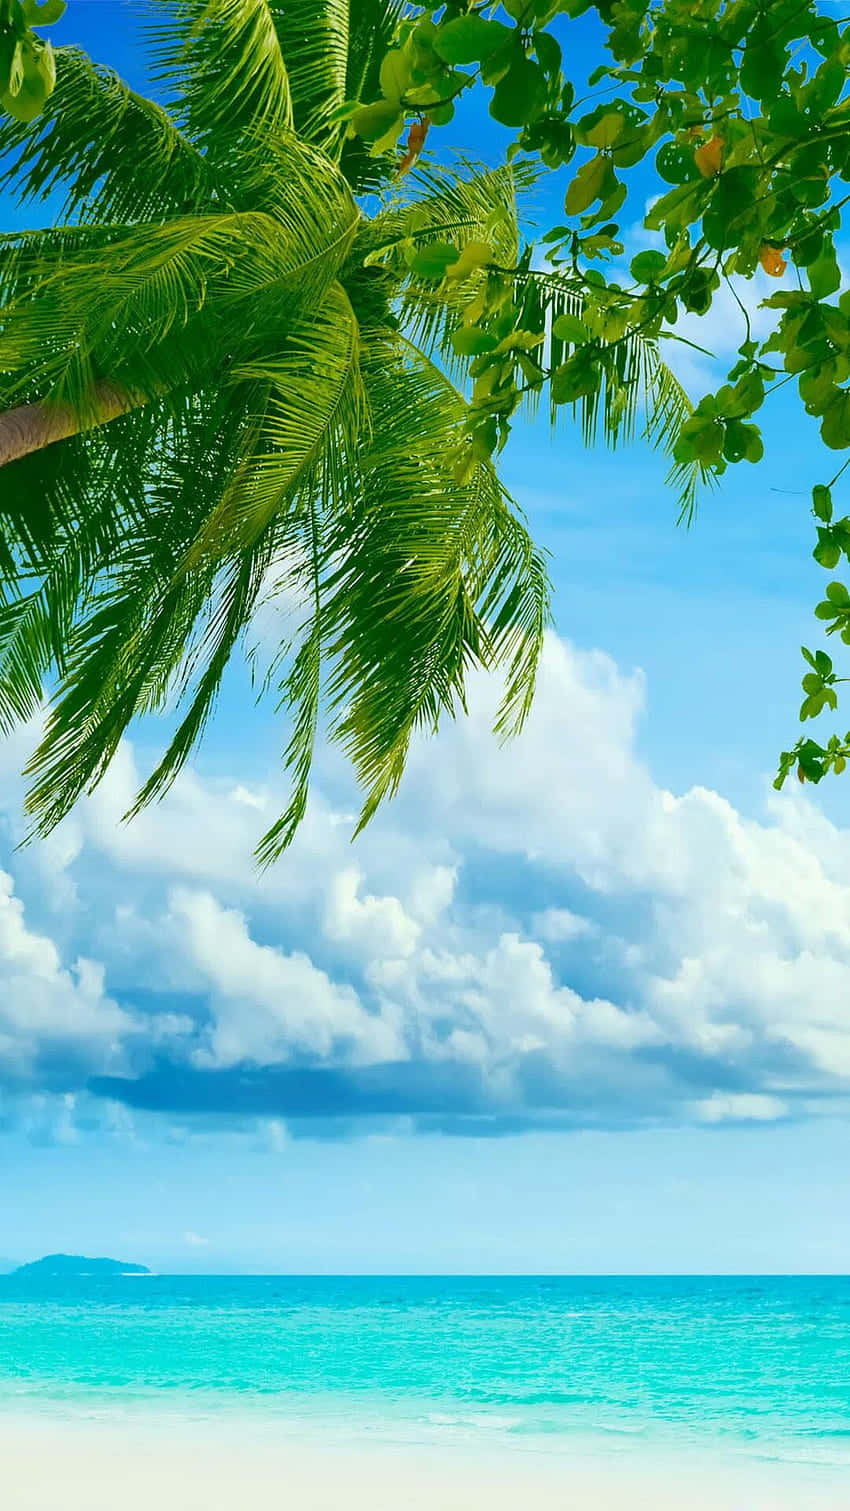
[[0, 1275, 848, 1466]]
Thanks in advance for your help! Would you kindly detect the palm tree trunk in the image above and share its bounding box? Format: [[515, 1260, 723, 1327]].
[[0, 382, 137, 468]]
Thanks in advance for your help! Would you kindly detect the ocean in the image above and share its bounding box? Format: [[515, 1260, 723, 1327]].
[[0, 1273, 848, 1473]]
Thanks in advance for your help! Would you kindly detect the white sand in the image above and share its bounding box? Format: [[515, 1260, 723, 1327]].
[[1, 1412, 847, 1511]]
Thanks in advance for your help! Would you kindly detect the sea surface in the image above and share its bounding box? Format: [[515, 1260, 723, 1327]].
[[0, 1274, 848, 1470]]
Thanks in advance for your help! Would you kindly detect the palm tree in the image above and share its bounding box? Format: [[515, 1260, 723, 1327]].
[[0, 0, 696, 862]]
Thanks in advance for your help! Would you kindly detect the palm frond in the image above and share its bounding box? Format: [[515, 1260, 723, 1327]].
[[274, 0, 349, 149], [0, 47, 213, 222], [370, 158, 534, 372], [531, 270, 714, 519], [428, 256, 710, 517], [192, 282, 364, 561], [321, 332, 550, 835], [274, 0, 404, 188], [0, 404, 165, 726], [21, 384, 264, 835], [254, 517, 323, 867], [1, 183, 358, 411], [146, 0, 293, 170], [125, 533, 275, 817]]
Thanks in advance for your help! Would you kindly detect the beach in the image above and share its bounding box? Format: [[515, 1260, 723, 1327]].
[[4, 1411, 850, 1511], [1, 1273, 848, 1509]]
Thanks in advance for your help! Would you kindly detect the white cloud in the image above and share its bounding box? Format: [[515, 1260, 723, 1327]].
[[5, 632, 850, 1134], [170, 888, 404, 1068], [0, 869, 135, 1078], [325, 868, 421, 961], [533, 908, 595, 943]]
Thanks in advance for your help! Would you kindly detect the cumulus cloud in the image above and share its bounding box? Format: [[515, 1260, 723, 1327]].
[[4, 633, 850, 1140], [169, 888, 404, 1068], [0, 868, 134, 1083]]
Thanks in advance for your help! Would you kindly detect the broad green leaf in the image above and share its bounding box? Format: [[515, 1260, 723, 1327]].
[[451, 326, 498, 356], [533, 29, 561, 75], [445, 240, 493, 279], [630, 249, 666, 283], [722, 420, 763, 464], [656, 141, 700, 186], [21, 0, 67, 23], [813, 530, 841, 569], [808, 245, 842, 301], [408, 241, 462, 278], [379, 49, 410, 103], [552, 312, 588, 343], [565, 153, 607, 215], [434, 15, 512, 65], [583, 112, 625, 148], [813, 485, 833, 522], [821, 391, 850, 451], [490, 57, 547, 128], [351, 98, 403, 142]]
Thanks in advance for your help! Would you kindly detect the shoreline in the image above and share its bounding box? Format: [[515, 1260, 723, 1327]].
[[3, 1409, 849, 1511]]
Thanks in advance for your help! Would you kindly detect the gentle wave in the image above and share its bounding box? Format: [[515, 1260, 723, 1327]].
[[1, 1274, 848, 1467]]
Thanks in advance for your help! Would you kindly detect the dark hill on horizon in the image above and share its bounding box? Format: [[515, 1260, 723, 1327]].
[[12, 1253, 151, 1276]]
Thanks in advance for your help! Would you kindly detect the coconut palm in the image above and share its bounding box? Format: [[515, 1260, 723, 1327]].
[[0, 0, 696, 862]]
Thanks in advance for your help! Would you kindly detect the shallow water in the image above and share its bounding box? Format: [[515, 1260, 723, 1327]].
[[0, 1274, 847, 1467]]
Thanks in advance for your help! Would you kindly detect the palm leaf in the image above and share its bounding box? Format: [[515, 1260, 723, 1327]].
[[506, 263, 710, 511], [146, 0, 293, 169], [321, 332, 549, 836], [0, 46, 213, 222]]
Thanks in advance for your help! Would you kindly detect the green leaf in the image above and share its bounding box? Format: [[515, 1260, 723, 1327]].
[[722, 420, 763, 464], [350, 98, 404, 143], [808, 244, 841, 300], [813, 484, 833, 522], [629, 249, 667, 284], [821, 391, 850, 451], [444, 239, 492, 280], [550, 354, 599, 405], [489, 56, 547, 128], [583, 111, 625, 148], [450, 326, 498, 356], [408, 242, 462, 278], [434, 14, 512, 65], [533, 29, 562, 75], [801, 692, 825, 720], [813, 530, 841, 570], [826, 580, 850, 606], [565, 153, 607, 215], [552, 312, 588, 343], [378, 49, 410, 103], [656, 141, 700, 186], [21, 0, 67, 24]]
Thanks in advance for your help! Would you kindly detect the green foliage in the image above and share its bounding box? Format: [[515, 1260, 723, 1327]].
[[0, 1, 557, 860], [0, 0, 64, 122], [343, 0, 850, 795], [6, 0, 823, 854]]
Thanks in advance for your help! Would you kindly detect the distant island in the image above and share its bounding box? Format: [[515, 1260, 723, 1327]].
[[12, 1254, 151, 1277]]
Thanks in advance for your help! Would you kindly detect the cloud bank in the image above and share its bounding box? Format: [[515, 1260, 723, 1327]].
[[3, 634, 850, 1142]]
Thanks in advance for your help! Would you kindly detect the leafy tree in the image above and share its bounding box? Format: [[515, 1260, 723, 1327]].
[[346, 0, 850, 791], [0, 0, 692, 859]]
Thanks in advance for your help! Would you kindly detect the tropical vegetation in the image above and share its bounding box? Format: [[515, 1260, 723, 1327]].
[[342, 1, 850, 792], [0, 0, 695, 859]]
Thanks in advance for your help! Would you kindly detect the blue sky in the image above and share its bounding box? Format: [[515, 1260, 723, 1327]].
[[2, 2, 850, 1274]]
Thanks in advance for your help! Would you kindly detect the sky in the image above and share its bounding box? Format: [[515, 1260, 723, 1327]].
[[2, 2, 850, 1275]]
